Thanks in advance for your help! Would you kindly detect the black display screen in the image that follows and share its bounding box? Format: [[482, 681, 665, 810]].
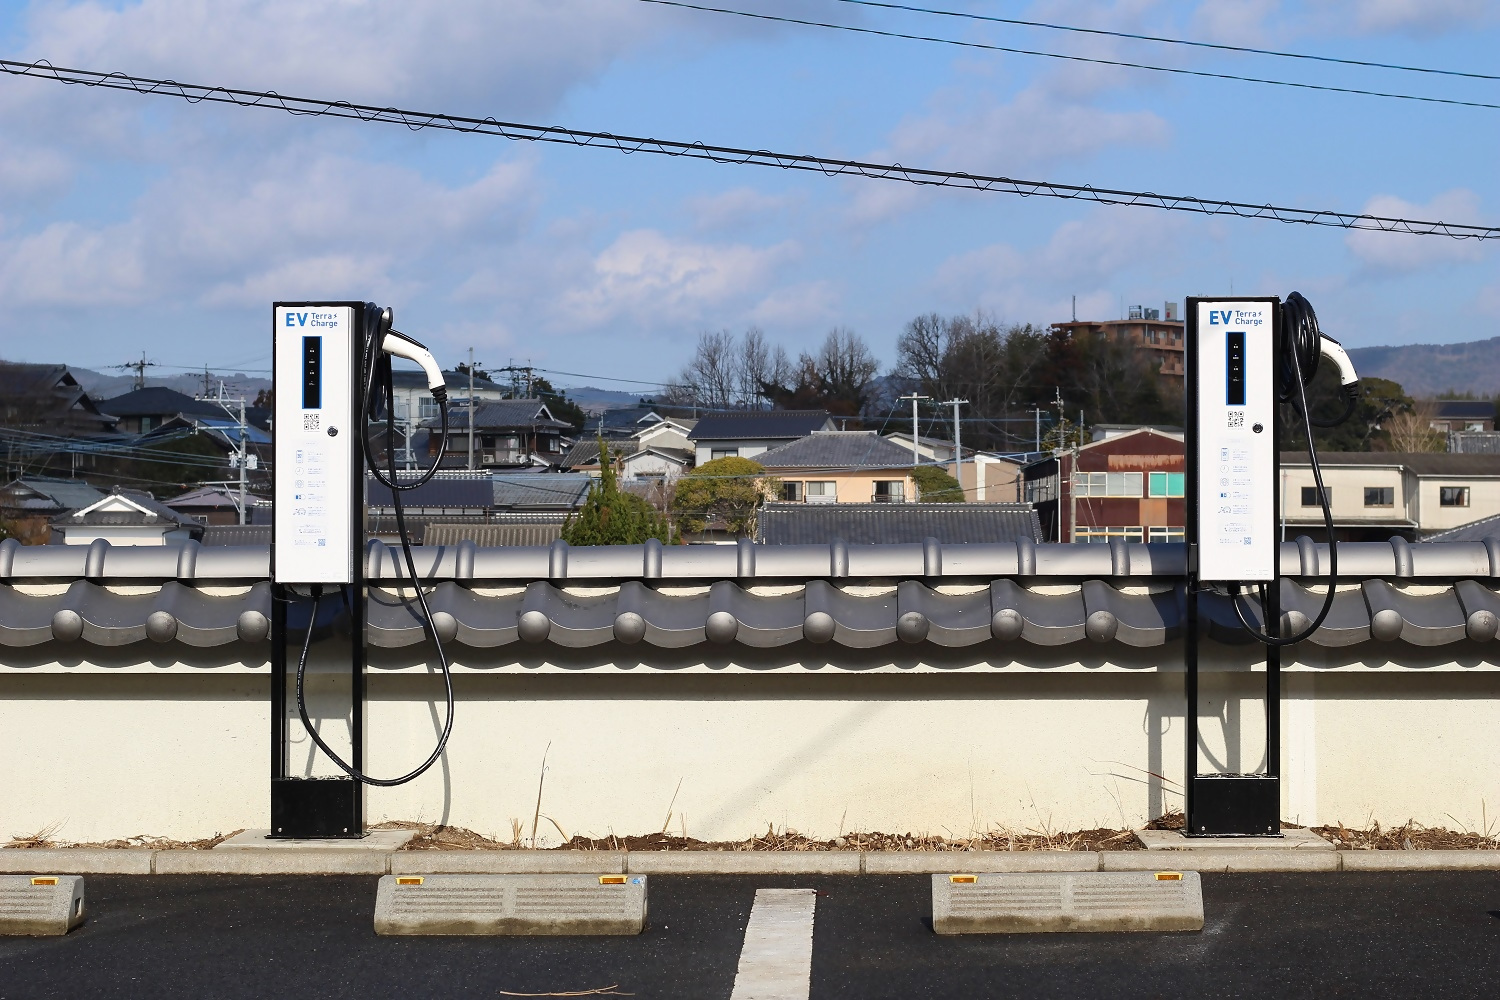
[[1226, 331, 1246, 406], [302, 336, 322, 410]]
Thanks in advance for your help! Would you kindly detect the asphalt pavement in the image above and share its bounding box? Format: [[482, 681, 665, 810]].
[[0, 873, 1497, 999]]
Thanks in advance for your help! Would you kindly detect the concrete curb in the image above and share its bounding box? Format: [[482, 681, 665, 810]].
[[4, 847, 1500, 875], [391, 851, 625, 875], [625, 852, 863, 875], [153, 850, 390, 875], [864, 852, 1100, 875], [1339, 850, 1500, 871], [1100, 850, 1339, 873], [0, 849, 153, 875]]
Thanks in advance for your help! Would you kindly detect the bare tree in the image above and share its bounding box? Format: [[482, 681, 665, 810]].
[[738, 327, 772, 409], [1383, 400, 1446, 452]]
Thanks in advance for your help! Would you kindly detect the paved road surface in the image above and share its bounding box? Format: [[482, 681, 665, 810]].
[[1, 873, 1497, 998]]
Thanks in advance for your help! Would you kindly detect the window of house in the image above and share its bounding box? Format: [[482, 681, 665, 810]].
[[805, 481, 837, 502], [781, 481, 804, 502], [1364, 487, 1394, 507], [1301, 486, 1331, 506], [872, 480, 905, 502], [1073, 471, 1143, 497], [419, 398, 440, 420], [710, 448, 739, 460], [1440, 486, 1470, 507], [1147, 526, 1184, 542], [1467, 422, 1486, 432], [1076, 526, 1144, 543], [1147, 472, 1185, 498]]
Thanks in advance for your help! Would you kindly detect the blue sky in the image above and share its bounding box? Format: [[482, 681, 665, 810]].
[[0, 0, 1495, 394]]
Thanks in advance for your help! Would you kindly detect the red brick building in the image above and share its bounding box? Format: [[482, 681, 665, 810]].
[[1050, 303, 1185, 379], [1019, 428, 1185, 543]]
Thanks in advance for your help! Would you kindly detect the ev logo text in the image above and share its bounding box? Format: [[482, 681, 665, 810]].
[[283, 311, 341, 329]]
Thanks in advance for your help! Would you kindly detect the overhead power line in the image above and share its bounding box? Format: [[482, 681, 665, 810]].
[[634, 0, 1500, 112], [824, 0, 1500, 83], [1, 57, 1496, 240]]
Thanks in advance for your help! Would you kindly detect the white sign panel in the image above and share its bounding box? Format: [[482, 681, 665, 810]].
[[1194, 300, 1277, 583], [273, 305, 356, 584]]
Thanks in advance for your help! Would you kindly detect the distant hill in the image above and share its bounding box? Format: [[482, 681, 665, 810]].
[[560, 385, 656, 414], [1349, 338, 1500, 398], [67, 366, 272, 403]]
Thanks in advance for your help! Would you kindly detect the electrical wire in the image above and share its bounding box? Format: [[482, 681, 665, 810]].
[[1, 57, 1497, 240], [633, 0, 1500, 112], [824, 0, 1500, 83], [1230, 292, 1339, 646]]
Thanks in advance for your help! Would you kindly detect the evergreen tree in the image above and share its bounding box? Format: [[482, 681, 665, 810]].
[[911, 465, 964, 502], [561, 438, 673, 545]]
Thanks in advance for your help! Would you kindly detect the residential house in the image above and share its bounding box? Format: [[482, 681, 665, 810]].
[[364, 471, 594, 544], [0, 477, 109, 544], [164, 485, 267, 527], [50, 490, 204, 546], [687, 410, 835, 466], [561, 417, 697, 482], [1051, 303, 1185, 379], [1019, 428, 1185, 543], [98, 387, 231, 434], [427, 399, 573, 469], [757, 501, 1041, 544], [1428, 400, 1494, 434], [1279, 452, 1500, 541], [882, 432, 1023, 502], [0, 362, 118, 435], [757, 431, 915, 504]]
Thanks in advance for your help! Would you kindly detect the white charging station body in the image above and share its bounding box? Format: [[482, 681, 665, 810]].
[[272, 304, 359, 586], [1189, 299, 1279, 583]]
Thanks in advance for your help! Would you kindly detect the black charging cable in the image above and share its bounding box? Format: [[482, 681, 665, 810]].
[[1230, 292, 1341, 646], [293, 310, 455, 787]]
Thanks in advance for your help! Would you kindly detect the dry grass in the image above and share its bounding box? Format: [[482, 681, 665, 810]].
[[1310, 818, 1499, 851], [4, 826, 238, 851]]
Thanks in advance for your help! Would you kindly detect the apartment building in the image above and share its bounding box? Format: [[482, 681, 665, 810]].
[[1019, 428, 1185, 543]]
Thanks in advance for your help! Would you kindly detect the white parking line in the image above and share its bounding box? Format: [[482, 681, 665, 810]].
[[729, 888, 817, 1000]]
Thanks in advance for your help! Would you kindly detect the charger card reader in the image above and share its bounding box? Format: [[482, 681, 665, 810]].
[[1187, 299, 1279, 583]]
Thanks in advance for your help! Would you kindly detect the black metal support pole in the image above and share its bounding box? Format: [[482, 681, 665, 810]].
[[270, 582, 287, 791], [1266, 584, 1281, 779], [1185, 584, 1199, 825]]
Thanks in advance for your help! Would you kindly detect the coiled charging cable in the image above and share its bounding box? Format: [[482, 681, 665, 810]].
[[294, 317, 454, 787], [1230, 292, 1342, 646]]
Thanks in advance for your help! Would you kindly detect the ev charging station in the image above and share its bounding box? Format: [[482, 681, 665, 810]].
[[1184, 298, 1283, 836], [1184, 293, 1359, 836], [269, 302, 450, 839]]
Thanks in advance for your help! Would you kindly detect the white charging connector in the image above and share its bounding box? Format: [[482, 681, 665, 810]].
[[382, 330, 447, 394]]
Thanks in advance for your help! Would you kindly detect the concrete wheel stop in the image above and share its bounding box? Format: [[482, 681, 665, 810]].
[[932, 871, 1204, 934], [374, 874, 648, 936], [0, 875, 87, 936], [1135, 828, 1333, 851]]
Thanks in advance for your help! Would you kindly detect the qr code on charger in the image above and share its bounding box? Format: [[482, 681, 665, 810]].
[[1227, 411, 1244, 429], [303, 413, 320, 432]]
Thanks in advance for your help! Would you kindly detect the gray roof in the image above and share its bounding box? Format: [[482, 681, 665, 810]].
[[435, 399, 569, 431], [1424, 513, 1500, 543], [492, 474, 594, 509], [98, 387, 222, 419], [7, 536, 1500, 651], [0, 478, 108, 514], [758, 431, 915, 469], [201, 525, 271, 546], [51, 490, 200, 528], [1279, 452, 1500, 476], [758, 502, 1041, 545], [366, 473, 494, 509], [688, 409, 833, 442], [560, 439, 640, 469], [1432, 400, 1494, 420], [424, 522, 565, 547]]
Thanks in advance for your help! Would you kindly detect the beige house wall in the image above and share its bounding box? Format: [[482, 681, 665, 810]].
[[766, 468, 916, 503]]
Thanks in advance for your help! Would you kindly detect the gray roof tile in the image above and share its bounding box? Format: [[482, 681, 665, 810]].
[[758, 501, 1041, 544], [757, 431, 915, 469]]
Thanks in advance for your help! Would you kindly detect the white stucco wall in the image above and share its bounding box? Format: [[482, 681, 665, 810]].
[[3, 640, 1497, 844]]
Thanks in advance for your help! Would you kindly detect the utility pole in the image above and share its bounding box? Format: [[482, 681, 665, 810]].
[[468, 348, 478, 472], [941, 398, 968, 492], [899, 393, 929, 465], [237, 395, 248, 525], [1034, 406, 1041, 454]]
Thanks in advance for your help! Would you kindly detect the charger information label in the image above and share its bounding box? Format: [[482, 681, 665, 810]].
[[1194, 301, 1276, 583], [273, 305, 355, 584]]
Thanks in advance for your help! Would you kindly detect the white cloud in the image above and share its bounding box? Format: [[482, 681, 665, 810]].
[[687, 188, 799, 233], [1316, 0, 1492, 33], [931, 206, 1189, 320], [1344, 190, 1487, 272], [0, 146, 538, 311], [558, 229, 800, 328], [1189, 0, 1281, 44]]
